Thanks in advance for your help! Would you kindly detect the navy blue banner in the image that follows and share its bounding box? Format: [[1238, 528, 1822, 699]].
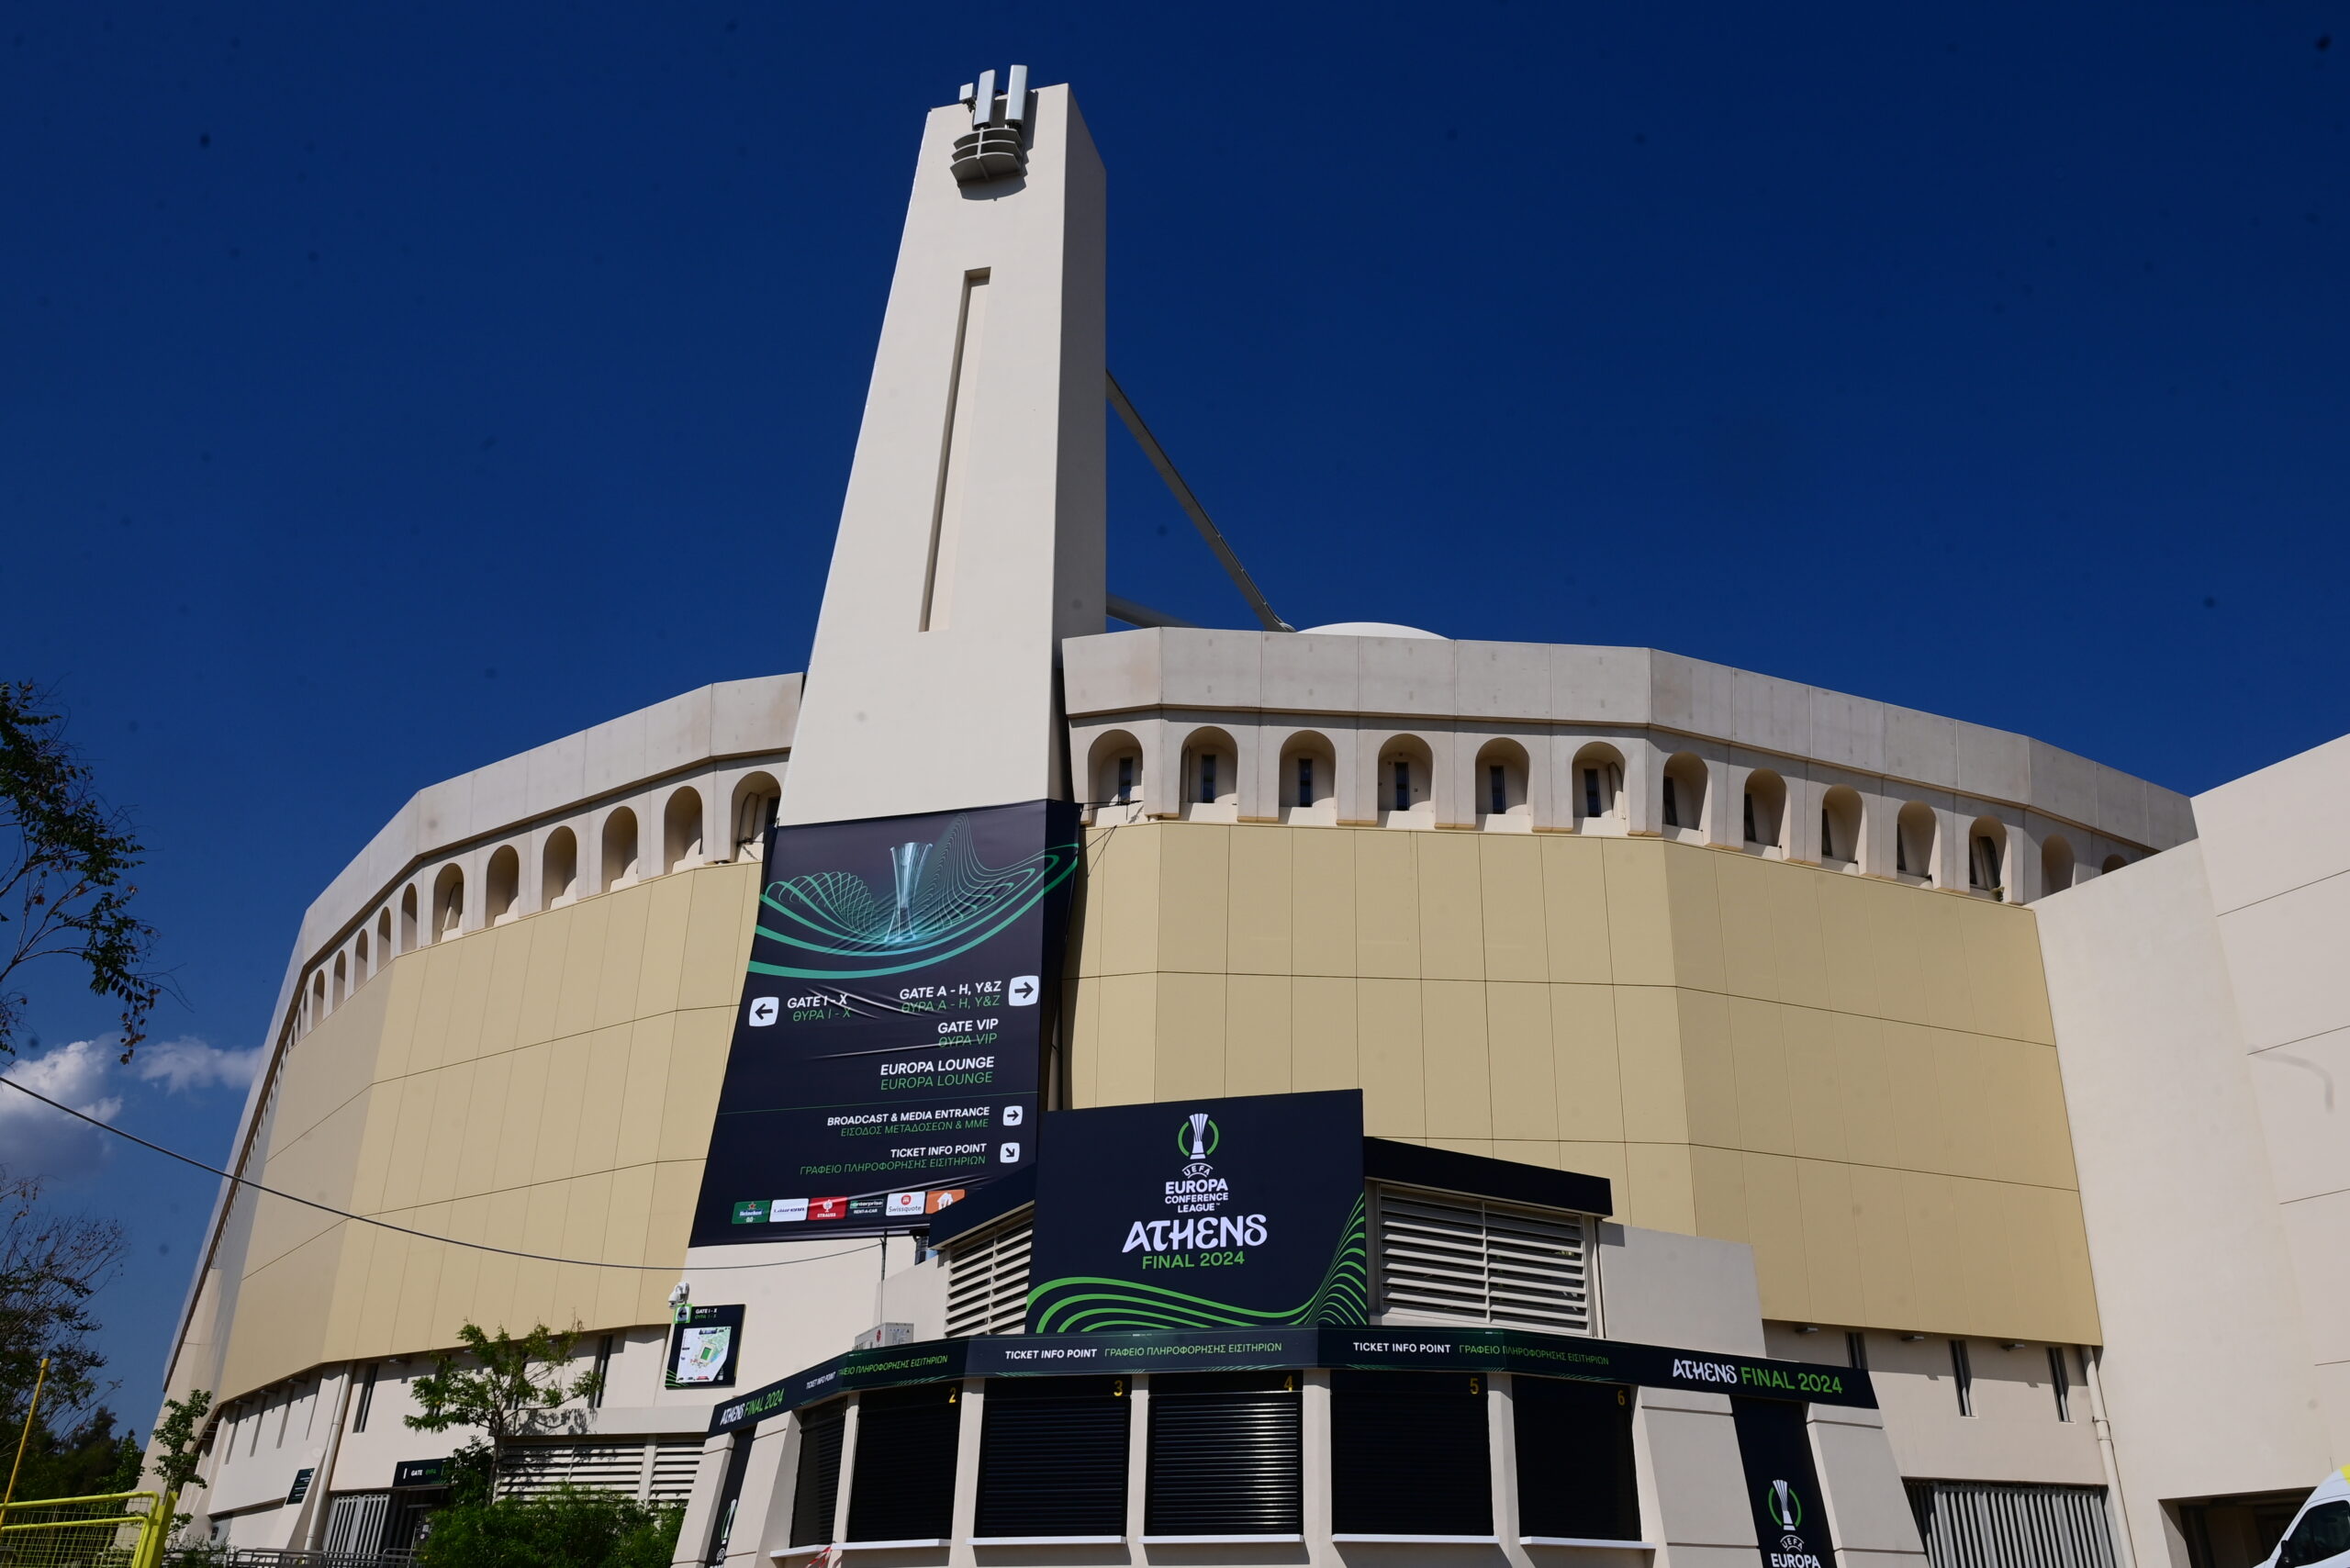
[[1025, 1090, 1367, 1333], [689, 800, 1082, 1245], [709, 1326, 1875, 1436]]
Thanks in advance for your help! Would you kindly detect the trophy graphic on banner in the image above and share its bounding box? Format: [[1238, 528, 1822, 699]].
[[889, 841, 932, 937], [1188, 1113, 1212, 1159]]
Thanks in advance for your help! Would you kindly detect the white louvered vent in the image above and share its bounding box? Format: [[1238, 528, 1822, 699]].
[[498, 1440, 650, 1499], [647, 1438, 705, 1503], [944, 1208, 1033, 1338], [1373, 1186, 1595, 1336]]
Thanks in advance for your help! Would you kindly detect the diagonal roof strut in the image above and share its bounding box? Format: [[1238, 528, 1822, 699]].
[[1106, 371, 1294, 633]]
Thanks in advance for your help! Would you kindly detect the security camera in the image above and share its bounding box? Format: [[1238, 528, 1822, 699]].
[[668, 1281, 690, 1310]]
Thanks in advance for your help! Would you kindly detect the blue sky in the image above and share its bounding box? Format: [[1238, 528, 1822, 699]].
[[3, 1, 2345, 1427]]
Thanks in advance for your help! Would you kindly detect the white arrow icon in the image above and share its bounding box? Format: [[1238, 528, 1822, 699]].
[[1007, 975, 1039, 1006]]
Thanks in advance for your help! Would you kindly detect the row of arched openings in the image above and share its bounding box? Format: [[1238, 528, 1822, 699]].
[[298, 774, 781, 1035], [1085, 730, 2127, 898]]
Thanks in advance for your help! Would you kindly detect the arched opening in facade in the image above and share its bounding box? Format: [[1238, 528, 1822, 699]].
[[486, 846, 521, 924], [375, 909, 392, 968], [543, 827, 580, 908], [1896, 803, 1937, 880], [331, 952, 347, 1009], [308, 971, 325, 1031], [1819, 786, 1863, 866], [1571, 744, 1626, 834], [2042, 835, 2076, 898], [1278, 731, 1337, 824], [1377, 735, 1434, 825], [1180, 728, 1239, 820], [1087, 733, 1144, 823], [399, 886, 419, 952], [354, 930, 370, 985], [665, 788, 705, 873], [730, 773, 782, 857], [602, 808, 641, 892], [2101, 853, 2129, 875], [1968, 817, 2008, 897], [1742, 769, 1787, 851], [431, 864, 464, 942], [1661, 752, 1707, 837], [1476, 739, 1533, 829]]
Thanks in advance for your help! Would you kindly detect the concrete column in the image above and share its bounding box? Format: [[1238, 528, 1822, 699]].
[[1933, 806, 1969, 892], [1621, 740, 1659, 837], [947, 1379, 984, 1563], [830, 1397, 862, 1544], [738, 1414, 803, 1565], [1788, 775, 1826, 865], [1860, 790, 1898, 879], [1491, 1374, 1529, 1567], [1124, 1376, 1149, 1543], [1707, 760, 1751, 850], [1302, 1370, 1334, 1559], [780, 84, 1106, 824], [1805, 1404, 1928, 1566], [1630, 1386, 1755, 1565], [670, 1429, 726, 1566]]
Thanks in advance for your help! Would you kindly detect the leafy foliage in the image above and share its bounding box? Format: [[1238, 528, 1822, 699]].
[[0, 1167, 127, 1489], [0, 680, 162, 1060], [404, 1322, 604, 1489], [415, 1486, 681, 1568]]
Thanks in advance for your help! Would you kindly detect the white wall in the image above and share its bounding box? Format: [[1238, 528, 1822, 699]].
[[2038, 837, 2335, 1563]]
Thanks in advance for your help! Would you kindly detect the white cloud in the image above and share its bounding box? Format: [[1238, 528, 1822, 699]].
[[133, 1036, 263, 1095], [0, 1033, 259, 1182], [0, 1038, 124, 1180]]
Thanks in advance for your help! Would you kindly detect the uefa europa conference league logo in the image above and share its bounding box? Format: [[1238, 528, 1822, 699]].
[[1763, 1477, 1825, 1567], [1121, 1112, 1270, 1266]]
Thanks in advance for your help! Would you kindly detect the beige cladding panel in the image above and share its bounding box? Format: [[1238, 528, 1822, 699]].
[[212, 861, 760, 1403], [1067, 821, 2096, 1344]]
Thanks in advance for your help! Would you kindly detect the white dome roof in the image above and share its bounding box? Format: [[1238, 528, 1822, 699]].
[[1296, 622, 1444, 640]]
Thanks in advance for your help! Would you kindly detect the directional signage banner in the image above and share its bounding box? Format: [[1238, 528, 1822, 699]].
[[688, 800, 1082, 1245], [1732, 1395, 1838, 1568]]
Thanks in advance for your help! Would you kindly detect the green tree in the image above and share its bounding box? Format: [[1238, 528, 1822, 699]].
[[149, 1387, 212, 1537], [416, 1485, 681, 1568], [0, 680, 162, 1061], [1, 1167, 129, 1500], [404, 1323, 604, 1495]]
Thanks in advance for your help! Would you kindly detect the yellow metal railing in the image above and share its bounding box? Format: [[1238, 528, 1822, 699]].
[[0, 1490, 167, 1568]]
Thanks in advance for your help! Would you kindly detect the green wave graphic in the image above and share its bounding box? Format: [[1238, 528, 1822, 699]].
[[747, 815, 1080, 980], [1027, 1196, 1369, 1334]]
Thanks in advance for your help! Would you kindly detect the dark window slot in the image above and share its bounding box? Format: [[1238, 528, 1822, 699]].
[[1513, 1378, 1639, 1540], [789, 1400, 847, 1547], [845, 1383, 960, 1542], [1331, 1370, 1491, 1537], [976, 1376, 1129, 1538], [1147, 1372, 1303, 1538]]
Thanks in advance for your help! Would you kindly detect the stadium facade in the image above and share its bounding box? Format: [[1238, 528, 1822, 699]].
[[151, 74, 2350, 1568]]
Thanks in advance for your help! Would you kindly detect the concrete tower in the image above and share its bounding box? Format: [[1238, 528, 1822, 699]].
[[778, 75, 1106, 825]]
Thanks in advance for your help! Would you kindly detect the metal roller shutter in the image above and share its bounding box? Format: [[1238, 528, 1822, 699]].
[[1330, 1369, 1493, 1537], [1145, 1372, 1303, 1538], [789, 1401, 846, 1548], [1375, 1187, 1594, 1335], [1906, 1480, 2119, 1568], [845, 1383, 962, 1542], [974, 1376, 1129, 1538], [1514, 1377, 1640, 1541], [946, 1213, 1033, 1337]]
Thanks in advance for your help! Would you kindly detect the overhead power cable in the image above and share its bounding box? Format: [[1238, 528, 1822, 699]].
[[0, 1075, 873, 1273]]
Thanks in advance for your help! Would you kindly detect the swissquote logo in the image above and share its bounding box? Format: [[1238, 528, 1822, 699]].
[[1119, 1108, 1266, 1260]]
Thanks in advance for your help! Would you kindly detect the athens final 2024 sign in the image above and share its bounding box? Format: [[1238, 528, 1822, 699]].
[[1025, 1090, 1368, 1332], [689, 800, 1081, 1244]]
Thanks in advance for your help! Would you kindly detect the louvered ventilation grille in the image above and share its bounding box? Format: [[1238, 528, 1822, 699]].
[[1374, 1187, 1594, 1335], [495, 1437, 705, 1501], [946, 1211, 1033, 1337], [647, 1439, 704, 1502]]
